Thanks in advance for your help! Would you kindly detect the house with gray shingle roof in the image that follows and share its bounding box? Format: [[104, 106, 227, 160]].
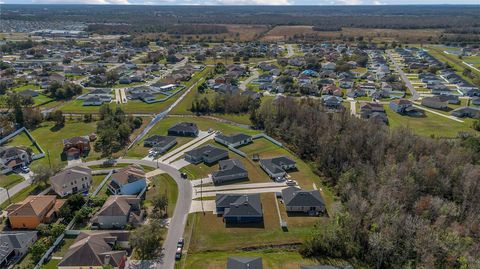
[[0, 231, 37, 267], [185, 145, 228, 165], [259, 156, 296, 179], [168, 122, 198, 137], [214, 133, 252, 148], [216, 193, 263, 224], [212, 159, 248, 184], [91, 195, 143, 229], [227, 256, 263, 269], [58, 231, 129, 269], [143, 135, 177, 154], [282, 187, 325, 215]]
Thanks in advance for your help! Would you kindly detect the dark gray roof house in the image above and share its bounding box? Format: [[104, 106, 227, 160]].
[[451, 107, 480, 118], [227, 256, 263, 269], [216, 194, 263, 224], [214, 133, 252, 148], [91, 195, 143, 229], [0, 231, 37, 267], [168, 122, 199, 137], [282, 187, 326, 215], [212, 159, 248, 184], [143, 135, 177, 154], [259, 156, 296, 179], [185, 144, 228, 165]]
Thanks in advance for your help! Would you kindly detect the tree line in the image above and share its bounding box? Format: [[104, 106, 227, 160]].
[[252, 97, 480, 268]]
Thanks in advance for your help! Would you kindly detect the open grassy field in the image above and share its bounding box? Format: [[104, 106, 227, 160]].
[[425, 45, 480, 83], [178, 250, 353, 269], [0, 173, 23, 189], [145, 174, 178, 217], [384, 105, 475, 138]]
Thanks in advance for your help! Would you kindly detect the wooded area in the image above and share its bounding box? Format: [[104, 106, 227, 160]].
[[253, 97, 480, 268]]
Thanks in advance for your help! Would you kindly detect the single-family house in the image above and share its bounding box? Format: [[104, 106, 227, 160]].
[[167, 122, 199, 137], [143, 135, 177, 154], [421, 96, 448, 110], [322, 62, 336, 71], [6, 195, 65, 229], [281, 187, 326, 215], [214, 133, 252, 148], [259, 156, 296, 179], [18, 89, 39, 98], [108, 165, 146, 195], [321, 95, 343, 109], [389, 99, 414, 114], [0, 231, 38, 267], [91, 195, 143, 229], [339, 77, 354, 89], [185, 145, 228, 165], [50, 166, 92, 197], [58, 231, 129, 269], [451, 107, 480, 118], [212, 159, 248, 184], [215, 193, 263, 224], [0, 146, 31, 174], [63, 135, 91, 159], [227, 257, 263, 269]]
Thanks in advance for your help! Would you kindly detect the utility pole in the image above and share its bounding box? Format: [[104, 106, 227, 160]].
[[6, 188, 11, 205], [200, 178, 204, 215]]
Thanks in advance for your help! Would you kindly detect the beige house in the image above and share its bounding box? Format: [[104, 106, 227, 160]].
[[50, 166, 92, 197]]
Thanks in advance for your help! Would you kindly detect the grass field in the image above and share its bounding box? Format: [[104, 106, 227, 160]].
[[3, 130, 42, 155], [425, 46, 480, 84], [145, 174, 178, 217], [5, 120, 100, 168], [178, 250, 353, 269], [0, 173, 23, 189], [186, 193, 325, 253], [385, 105, 475, 138]]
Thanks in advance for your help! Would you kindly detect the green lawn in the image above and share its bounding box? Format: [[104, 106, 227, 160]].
[[185, 193, 326, 253], [11, 84, 41, 92], [145, 174, 178, 217], [33, 94, 54, 106], [5, 120, 100, 168], [426, 46, 480, 84], [127, 115, 260, 158], [385, 105, 476, 138], [0, 173, 23, 189], [91, 174, 107, 191], [178, 250, 352, 269], [3, 131, 42, 155], [170, 67, 212, 115]]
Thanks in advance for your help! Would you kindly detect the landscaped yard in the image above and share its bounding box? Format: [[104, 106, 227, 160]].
[[3, 131, 42, 155], [185, 193, 327, 253], [178, 250, 351, 269], [5, 120, 100, 168], [41, 237, 76, 269], [0, 173, 23, 189], [145, 173, 178, 216], [127, 115, 260, 159]]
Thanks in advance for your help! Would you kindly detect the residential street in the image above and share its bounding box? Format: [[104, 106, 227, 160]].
[[83, 158, 192, 269], [387, 51, 420, 100], [239, 68, 259, 91], [0, 172, 32, 205]]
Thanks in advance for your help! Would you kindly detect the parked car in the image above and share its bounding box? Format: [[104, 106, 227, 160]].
[[21, 166, 30, 173], [181, 172, 188, 179], [286, 179, 297, 186], [175, 247, 182, 260], [177, 238, 184, 248]]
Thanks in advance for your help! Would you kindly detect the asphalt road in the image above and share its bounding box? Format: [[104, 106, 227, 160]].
[[0, 172, 32, 205], [84, 158, 192, 269], [387, 51, 420, 101]]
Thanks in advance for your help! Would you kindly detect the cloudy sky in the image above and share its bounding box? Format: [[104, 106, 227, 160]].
[[3, 0, 479, 5]]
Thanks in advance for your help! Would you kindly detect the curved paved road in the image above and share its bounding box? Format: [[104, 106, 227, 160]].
[[84, 158, 192, 269], [387, 51, 420, 101]]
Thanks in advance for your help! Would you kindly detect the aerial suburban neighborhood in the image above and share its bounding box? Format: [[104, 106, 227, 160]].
[[0, 4, 479, 269]]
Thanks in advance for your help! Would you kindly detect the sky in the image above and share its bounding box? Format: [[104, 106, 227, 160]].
[[2, 0, 479, 5]]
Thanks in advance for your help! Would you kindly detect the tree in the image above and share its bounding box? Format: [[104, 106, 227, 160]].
[[50, 110, 65, 126], [152, 195, 168, 218], [130, 222, 164, 259], [106, 70, 119, 85], [29, 238, 50, 263], [31, 165, 59, 186]]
